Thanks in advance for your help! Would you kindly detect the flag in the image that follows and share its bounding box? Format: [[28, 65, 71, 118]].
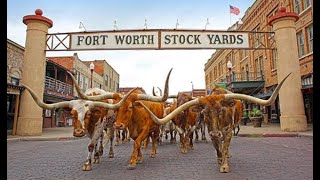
[[230, 5, 240, 15]]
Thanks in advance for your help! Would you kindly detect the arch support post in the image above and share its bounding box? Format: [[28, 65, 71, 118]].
[[268, 7, 307, 132], [17, 9, 53, 135]]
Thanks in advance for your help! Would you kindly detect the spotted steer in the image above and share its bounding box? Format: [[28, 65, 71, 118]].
[[21, 80, 135, 171], [138, 73, 291, 173]]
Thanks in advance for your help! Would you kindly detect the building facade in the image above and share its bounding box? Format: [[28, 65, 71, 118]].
[[204, 0, 313, 123], [83, 60, 120, 92], [43, 59, 75, 128], [48, 53, 105, 96], [7, 39, 25, 135]]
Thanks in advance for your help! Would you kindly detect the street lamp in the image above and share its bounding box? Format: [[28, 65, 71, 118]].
[[191, 81, 194, 96], [227, 60, 233, 92], [90, 62, 95, 88]]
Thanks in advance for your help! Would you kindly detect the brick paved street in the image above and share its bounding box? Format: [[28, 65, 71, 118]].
[[7, 136, 312, 180]]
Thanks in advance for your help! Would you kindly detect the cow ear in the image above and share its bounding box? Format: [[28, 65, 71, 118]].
[[133, 101, 142, 107], [222, 99, 236, 107]]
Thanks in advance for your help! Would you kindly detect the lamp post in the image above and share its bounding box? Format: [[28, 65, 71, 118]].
[[191, 81, 194, 96], [90, 62, 95, 88], [227, 60, 233, 92]]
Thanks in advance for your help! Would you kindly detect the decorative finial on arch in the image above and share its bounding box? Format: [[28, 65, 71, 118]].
[[35, 9, 43, 16]]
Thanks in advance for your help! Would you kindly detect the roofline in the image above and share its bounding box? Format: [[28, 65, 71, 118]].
[[7, 39, 25, 51]]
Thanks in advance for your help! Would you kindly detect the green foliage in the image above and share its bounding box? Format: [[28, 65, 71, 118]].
[[249, 108, 262, 117], [242, 111, 248, 118]]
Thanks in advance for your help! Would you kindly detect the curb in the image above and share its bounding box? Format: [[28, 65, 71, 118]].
[[7, 136, 87, 142], [237, 133, 312, 138]]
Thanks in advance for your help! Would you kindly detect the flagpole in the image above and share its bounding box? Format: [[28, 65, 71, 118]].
[[230, 12, 231, 26]]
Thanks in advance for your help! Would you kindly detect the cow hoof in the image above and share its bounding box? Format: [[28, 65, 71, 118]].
[[108, 153, 114, 158], [203, 139, 208, 143], [93, 157, 100, 164], [150, 153, 156, 158], [127, 164, 136, 170], [137, 159, 143, 164], [195, 139, 199, 143], [98, 149, 104, 156], [180, 149, 187, 154], [82, 164, 92, 171], [115, 142, 119, 146], [220, 165, 230, 173]]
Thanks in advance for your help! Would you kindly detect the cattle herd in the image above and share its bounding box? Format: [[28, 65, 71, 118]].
[[22, 68, 291, 173]]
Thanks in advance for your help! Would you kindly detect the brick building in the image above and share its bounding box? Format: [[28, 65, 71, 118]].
[[204, 0, 313, 123], [7, 39, 25, 135], [83, 60, 120, 92]]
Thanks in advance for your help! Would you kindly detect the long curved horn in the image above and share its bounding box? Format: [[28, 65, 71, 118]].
[[67, 71, 115, 100], [153, 87, 176, 98], [91, 87, 137, 109], [152, 87, 157, 96], [136, 68, 172, 102], [138, 98, 200, 124], [67, 71, 86, 99], [21, 83, 71, 110], [157, 87, 162, 96], [223, 73, 291, 105]]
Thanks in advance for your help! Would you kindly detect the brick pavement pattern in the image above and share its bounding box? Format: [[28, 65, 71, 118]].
[[7, 136, 312, 180]]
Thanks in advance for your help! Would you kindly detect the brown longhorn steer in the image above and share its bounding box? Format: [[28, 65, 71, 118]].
[[153, 87, 177, 145], [139, 73, 291, 173], [21, 83, 134, 171], [209, 85, 243, 136], [80, 68, 173, 169], [173, 92, 199, 154]]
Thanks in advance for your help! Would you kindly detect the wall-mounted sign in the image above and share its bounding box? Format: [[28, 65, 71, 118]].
[[69, 30, 249, 50]]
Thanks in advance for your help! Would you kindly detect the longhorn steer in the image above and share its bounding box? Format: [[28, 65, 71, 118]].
[[208, 85, 243, 136], [82, 68, 173, 169], [22, 83, 134, 171], [139, 73, 291, 173], [173, 92, 199, 154], [152, 87, 177, 145]]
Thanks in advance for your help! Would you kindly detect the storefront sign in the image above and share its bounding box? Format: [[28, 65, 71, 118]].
[[70, 30, 249, 50]]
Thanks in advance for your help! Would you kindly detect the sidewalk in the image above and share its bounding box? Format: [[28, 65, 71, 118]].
[[7, 123, 313, 142]]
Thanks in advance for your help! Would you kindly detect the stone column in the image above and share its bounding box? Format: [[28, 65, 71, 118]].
[[268, 7, 307, 132], [17, 9, 53, 135]]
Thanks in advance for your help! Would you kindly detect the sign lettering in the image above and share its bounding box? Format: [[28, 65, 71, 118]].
[[70, 30, 249, 50]]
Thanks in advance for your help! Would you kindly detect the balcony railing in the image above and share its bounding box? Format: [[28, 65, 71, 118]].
[[44, 76, 73, 95], [221, 71, 264, 83]]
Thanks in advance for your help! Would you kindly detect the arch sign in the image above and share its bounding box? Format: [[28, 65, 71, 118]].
[[70, 30, 249, 50], [46, 29, 275, 51]]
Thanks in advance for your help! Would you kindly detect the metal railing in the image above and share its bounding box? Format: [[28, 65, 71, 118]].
[[221, 71, 264, 83], [44, 76, 73, 95]]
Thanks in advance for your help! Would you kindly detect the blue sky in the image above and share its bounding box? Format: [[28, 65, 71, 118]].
[[7, 0, 254, 95]]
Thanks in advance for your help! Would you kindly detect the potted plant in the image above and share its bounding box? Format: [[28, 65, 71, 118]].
[[241, 111, 249, 125], [249, 108, 263, 127]]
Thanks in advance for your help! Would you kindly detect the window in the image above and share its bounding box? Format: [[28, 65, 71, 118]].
[[231, 52, 235, 66], [297, 31, 305, 57], [209, 71, 212, 84], [79, 73, 83, 89], [294, 0, 300, 14], [241, 50, 248, 60], [253, 26, 261, 48], [255, 58, 260, 77], [303, 0, 311, 10], [105, 75, 108, 86], [213, 67, 217, 80], [307, 24, 313, 53], [272, 49, 277, 70], [45, 109, 52, 117], [11, 77, 19, 85], [259, 56, 264, 77]]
